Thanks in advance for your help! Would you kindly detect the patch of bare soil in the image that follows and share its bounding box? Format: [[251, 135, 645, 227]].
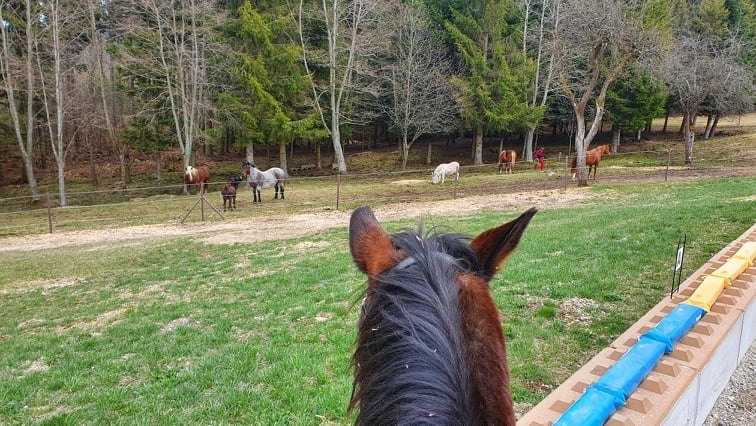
[[0, 278, 82, 294]]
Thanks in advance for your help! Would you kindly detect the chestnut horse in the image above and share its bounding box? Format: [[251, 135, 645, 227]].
[[571, 144, 611, 180], [348, 206, 537, 425], [498, 149, 517, 174], [184, 165, 211, 195]]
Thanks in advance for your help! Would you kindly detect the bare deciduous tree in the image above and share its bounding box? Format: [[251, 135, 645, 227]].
[[381, 1, 458, 170], [0, 1, 40, 200], [661, 32, 752, 164], [296, 0, 384, 173], [35, 0, 88, 207], [552, 0, 653, 186], [522, 0, 560, 162], [113, 0, 222, 193], [85, 0, 130, 186]]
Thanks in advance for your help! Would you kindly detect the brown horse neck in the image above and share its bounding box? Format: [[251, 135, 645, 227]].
[[458, 275, 516, 425]]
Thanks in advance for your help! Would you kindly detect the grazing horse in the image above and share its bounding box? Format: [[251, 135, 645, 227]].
[[184, 165, 211, 195], [498, 150, 517, 174], [241, 161, 287, 203], [571, 144, 611, 180], [431, 161, 460, 184], [348, 206, 537, 425], [221, 176, 243, 211]]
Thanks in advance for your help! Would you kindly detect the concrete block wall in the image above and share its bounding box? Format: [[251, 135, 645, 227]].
[[518, 224, 755, 426]]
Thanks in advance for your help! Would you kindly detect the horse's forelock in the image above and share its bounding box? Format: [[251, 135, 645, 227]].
[[352, 230, 481, 423]]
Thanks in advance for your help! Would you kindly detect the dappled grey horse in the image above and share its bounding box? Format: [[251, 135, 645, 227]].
[[241, 161, 287, 203]]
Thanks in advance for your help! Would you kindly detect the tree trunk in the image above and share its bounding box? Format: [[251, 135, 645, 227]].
[[611, 127, 621, 153], [316, 141, 322, 169], [524, 127, 535, 161], [332, 123, 347, 172], [574, 112, 588, 186], [246, 141, 254, 164], [572, 101, 605, 186], [279, 142, 288, 173], [156, 152, 162, 182], [709, 114, 720, 137], [426, 141, 432, 165], [119, 149, 131, 185], [400, 133, 410, 170], [662, 111, 669, 132], [87, 132, 98, 186], [703, 114, 713, 139], [57, 158, 67, 207], [683, 110, 695, 165], [474, 122, 484, 165]]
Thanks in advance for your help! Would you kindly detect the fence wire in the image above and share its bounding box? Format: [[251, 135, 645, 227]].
[[0, 147, 749, 238]]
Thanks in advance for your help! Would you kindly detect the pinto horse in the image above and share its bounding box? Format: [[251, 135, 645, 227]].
[[184, 165, 211, 195], [498, 149, 517, 174], [571, 144, 611, 180], [241, 161, 287, 203], [348, 206, 537, 425], [221, 176, 243, 211]]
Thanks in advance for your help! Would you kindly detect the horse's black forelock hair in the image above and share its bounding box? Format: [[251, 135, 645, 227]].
[[351, 226, 484, 425]]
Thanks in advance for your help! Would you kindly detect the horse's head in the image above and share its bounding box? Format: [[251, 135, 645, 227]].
[[231, 175, 244, 188], [184, 166, 197, 182], [600, 144, 611, 155], [241, 161, 259, 178], [348, 206, 536, 424], [431, 171, 441, 184]]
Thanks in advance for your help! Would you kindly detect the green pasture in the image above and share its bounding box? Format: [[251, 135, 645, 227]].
[[1, 177, 754, 424]]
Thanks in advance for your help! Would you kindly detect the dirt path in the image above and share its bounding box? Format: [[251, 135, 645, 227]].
[[0, 188, 595, 252], [1, 165, 752, 253]]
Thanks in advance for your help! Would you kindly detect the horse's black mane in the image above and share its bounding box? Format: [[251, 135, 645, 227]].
[[351, 226, 485, 425]]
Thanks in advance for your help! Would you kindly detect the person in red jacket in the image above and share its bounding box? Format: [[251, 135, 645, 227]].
[[533, 147, 545, 171]]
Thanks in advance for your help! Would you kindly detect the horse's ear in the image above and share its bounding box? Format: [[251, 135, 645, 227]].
[[349, 206, 398, 277], [471, 208, 537, 278]]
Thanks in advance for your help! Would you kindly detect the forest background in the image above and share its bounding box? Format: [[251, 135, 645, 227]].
[[0, 0, 753, 206]]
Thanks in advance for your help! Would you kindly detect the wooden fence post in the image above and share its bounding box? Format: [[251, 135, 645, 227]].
[[665, 150, 671, 182], [336, 173, 341, 210], [46, 193, 53, 233], [200, 183, 205, 221]]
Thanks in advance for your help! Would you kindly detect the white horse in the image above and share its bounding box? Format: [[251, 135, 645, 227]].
[[432, 161, 460, 184], [241, 161, 287, 203]]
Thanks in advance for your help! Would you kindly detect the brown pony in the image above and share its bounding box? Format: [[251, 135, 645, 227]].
[[498, 149, 517, 174], [184, 165, 211, 195], [221, 176, 243, 211], [348, 206, 537, 425], [571, 144, 610, 180]]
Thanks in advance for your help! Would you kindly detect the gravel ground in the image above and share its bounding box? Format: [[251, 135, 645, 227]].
[[704, 340, 756, 426]]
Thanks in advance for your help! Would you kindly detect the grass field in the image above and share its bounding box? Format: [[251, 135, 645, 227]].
[[1, 176, 754, 424]]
